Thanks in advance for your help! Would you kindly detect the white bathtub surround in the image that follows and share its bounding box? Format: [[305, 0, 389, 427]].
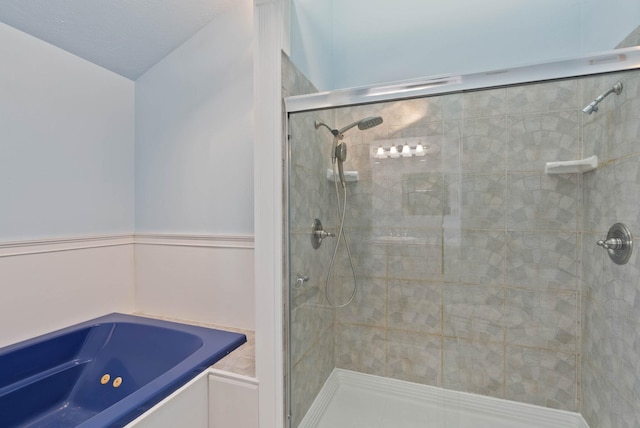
[[300, 369, 589, 428], [134, 233, 255, 331], [126, 371, 209, 428], [126, 369, 259, 428], [0, 235, 135, 348], [209, 370, 259, 428]]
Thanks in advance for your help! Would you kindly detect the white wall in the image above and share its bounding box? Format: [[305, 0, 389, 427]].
[[0, 1, 255, 351], [135, 0, 254, 236], [289, 0, 333, 92], [0, 22, 135, 347], [0, 22, 135, 241], [582, 0, 640, 51], [332, 0, 583, 89], [291, 0, 638, 91], [134, 0, 255, 331]]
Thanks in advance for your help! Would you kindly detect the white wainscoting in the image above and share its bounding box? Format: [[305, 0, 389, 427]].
[[0, 235, 135, 348], [209, 369, 259, 428], [0, 233, 254, 348], [134, 234, 255, 331], [126, 369, 259, 428], [126, 371, 210, 428]]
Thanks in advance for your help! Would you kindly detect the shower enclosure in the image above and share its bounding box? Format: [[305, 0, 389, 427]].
[[285, 59, 640, 427]]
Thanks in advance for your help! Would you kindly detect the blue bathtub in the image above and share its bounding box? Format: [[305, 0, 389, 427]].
[[0, 313, 246, 427]]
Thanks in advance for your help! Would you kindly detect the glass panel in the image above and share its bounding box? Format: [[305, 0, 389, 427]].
[[286, 67, 640, 427], [287, 110, 339, 427]]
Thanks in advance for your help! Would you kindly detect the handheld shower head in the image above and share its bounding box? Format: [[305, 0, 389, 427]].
[[357, 116, 384, 130], [315, 115, 384, 187], [315, 116, 384, 138], [336, 116, 384, 136]]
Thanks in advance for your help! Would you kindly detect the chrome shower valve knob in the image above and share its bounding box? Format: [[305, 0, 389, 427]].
[[596, 223, 633, 265], [311, 218, 334, 249], [596, 238, 624, 250], [314, 229, 335, 240]]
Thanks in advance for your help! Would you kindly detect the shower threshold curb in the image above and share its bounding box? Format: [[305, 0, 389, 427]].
[[298, 369, 589, 428]]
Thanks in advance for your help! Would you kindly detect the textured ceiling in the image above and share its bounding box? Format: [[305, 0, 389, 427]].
[[0, 0, 237, 80]]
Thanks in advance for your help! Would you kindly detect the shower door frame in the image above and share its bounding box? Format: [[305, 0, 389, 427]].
[[286, 47, 640, 113], [282, 46, 640, 428]]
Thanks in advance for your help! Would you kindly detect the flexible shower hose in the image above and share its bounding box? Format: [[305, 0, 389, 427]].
[[325, 160, 358, 308]]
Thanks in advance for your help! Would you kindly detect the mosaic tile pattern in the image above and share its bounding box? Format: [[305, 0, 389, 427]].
[[442, 93, 463, 120], [506, 289, 577, 352], [580, 68, 640, 428], [506, 347, 577, 410], [449, 174, 507, 229], [443, 338, 504, 398], [506, 79, 579, 114], [506, 172, 579, 231], [336, 276, 386, 327], [387, 330, 441, 386], [387, 234, 443, 281], [581, 360, 617, 428], [401, 172, 447, 217], [284, 55, 338, 427], [372, 174, 446, 230], [461, 117, 507, 174], [290, 303, 334, 365], [443, 285, 504, 343], [443, 229, 505, 285], [341, 229, 388, 279], [388, 279, 441, 334], [290, 329, 335, 428], [462, 88, 506, 119], [335, 324, 387, 377], [506, 231, 579, 291], [282, 52, 318, 98], [507, 111, 581, 172], [616, 24, 640, 49]]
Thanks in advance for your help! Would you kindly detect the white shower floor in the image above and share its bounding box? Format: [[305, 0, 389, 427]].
[[298, 369, 589, 428]]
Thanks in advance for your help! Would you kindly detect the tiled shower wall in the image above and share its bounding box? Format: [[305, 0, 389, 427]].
[[330, 81, 583, 411], [581, 70, 640, 427], [617, 24, 640, 49], [284, 54, 337, 428], [286, 53, 640, 426]]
